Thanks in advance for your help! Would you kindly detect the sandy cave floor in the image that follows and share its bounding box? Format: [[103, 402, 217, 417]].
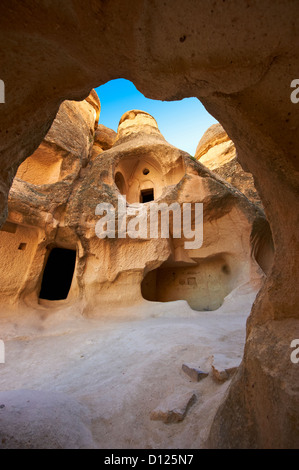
[[0, 283, 258, 449]]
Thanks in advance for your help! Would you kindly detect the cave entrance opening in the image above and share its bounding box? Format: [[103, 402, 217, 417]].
[[39, 247, 76, 301], [140, 188, 154, 203]]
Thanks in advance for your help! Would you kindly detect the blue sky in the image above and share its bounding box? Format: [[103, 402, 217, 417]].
[[94, 79, 217, 156]]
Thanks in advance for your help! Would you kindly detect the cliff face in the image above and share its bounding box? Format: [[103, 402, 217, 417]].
[[196, 124, 262, 209], [0, 104, 269, 315]]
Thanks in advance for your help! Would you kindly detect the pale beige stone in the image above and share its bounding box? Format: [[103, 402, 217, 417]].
[[0, 106, 269, 316], [196, 123, 262, 209], [210, 354, 240, 383], [150, 391, 197, 424], [0, 389, 96, 449]]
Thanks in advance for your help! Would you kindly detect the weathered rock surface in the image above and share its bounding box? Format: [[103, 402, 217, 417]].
[[182, 364, 209, 382], [196, 124, 262, 208], [0, 107, 269, 314], [0, 0, 298, 449], [16, 90, 100, 186], [208, 320, 299, 448], [150, 391, 197, 424], [210, 354, 239, 383], [92, 124, 117, 157]]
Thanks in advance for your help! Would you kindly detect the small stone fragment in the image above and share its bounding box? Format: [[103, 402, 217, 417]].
[[150, 391, 197, 424], [211, 354, 239, 383], [211, 366, 230, 382], [182, 363, 209, 382]]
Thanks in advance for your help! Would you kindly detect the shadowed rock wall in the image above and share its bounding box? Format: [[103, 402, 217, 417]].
[[0, 0, 298, 448]]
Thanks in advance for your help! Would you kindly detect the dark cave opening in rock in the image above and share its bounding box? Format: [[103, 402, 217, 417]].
[[39, 247, 76, 301], [140, 188, 154, 203]]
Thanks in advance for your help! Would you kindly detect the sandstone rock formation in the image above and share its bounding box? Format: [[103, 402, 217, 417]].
[[0, 105, 270, 319], [16, 92, 100, 186], [195, 123, 262, 208], [91, 124, 117, 159], [0, 0, 298, 449], [182, 364, 209, 382], [0, 90, 100, 308], [210, 354, 239, 383]]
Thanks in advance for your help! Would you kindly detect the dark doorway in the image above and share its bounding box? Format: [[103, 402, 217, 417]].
[[39, 247, 76, 301], [140, 188, 154, 203]]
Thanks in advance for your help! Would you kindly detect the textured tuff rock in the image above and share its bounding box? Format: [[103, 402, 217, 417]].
[[92, 124, 117, 156], [195, 124, 262, 208], [150, 391, 197, 423], [0, 0, 298, 448], [195, 124, 231, 160], [0, 105, 270, 317], [15, 94, 99, 186], [210, 354, 239, 383]]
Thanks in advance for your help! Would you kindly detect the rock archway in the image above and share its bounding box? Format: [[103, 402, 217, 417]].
[[0, 0, 298, 448], [113, 110, 185, 203]]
